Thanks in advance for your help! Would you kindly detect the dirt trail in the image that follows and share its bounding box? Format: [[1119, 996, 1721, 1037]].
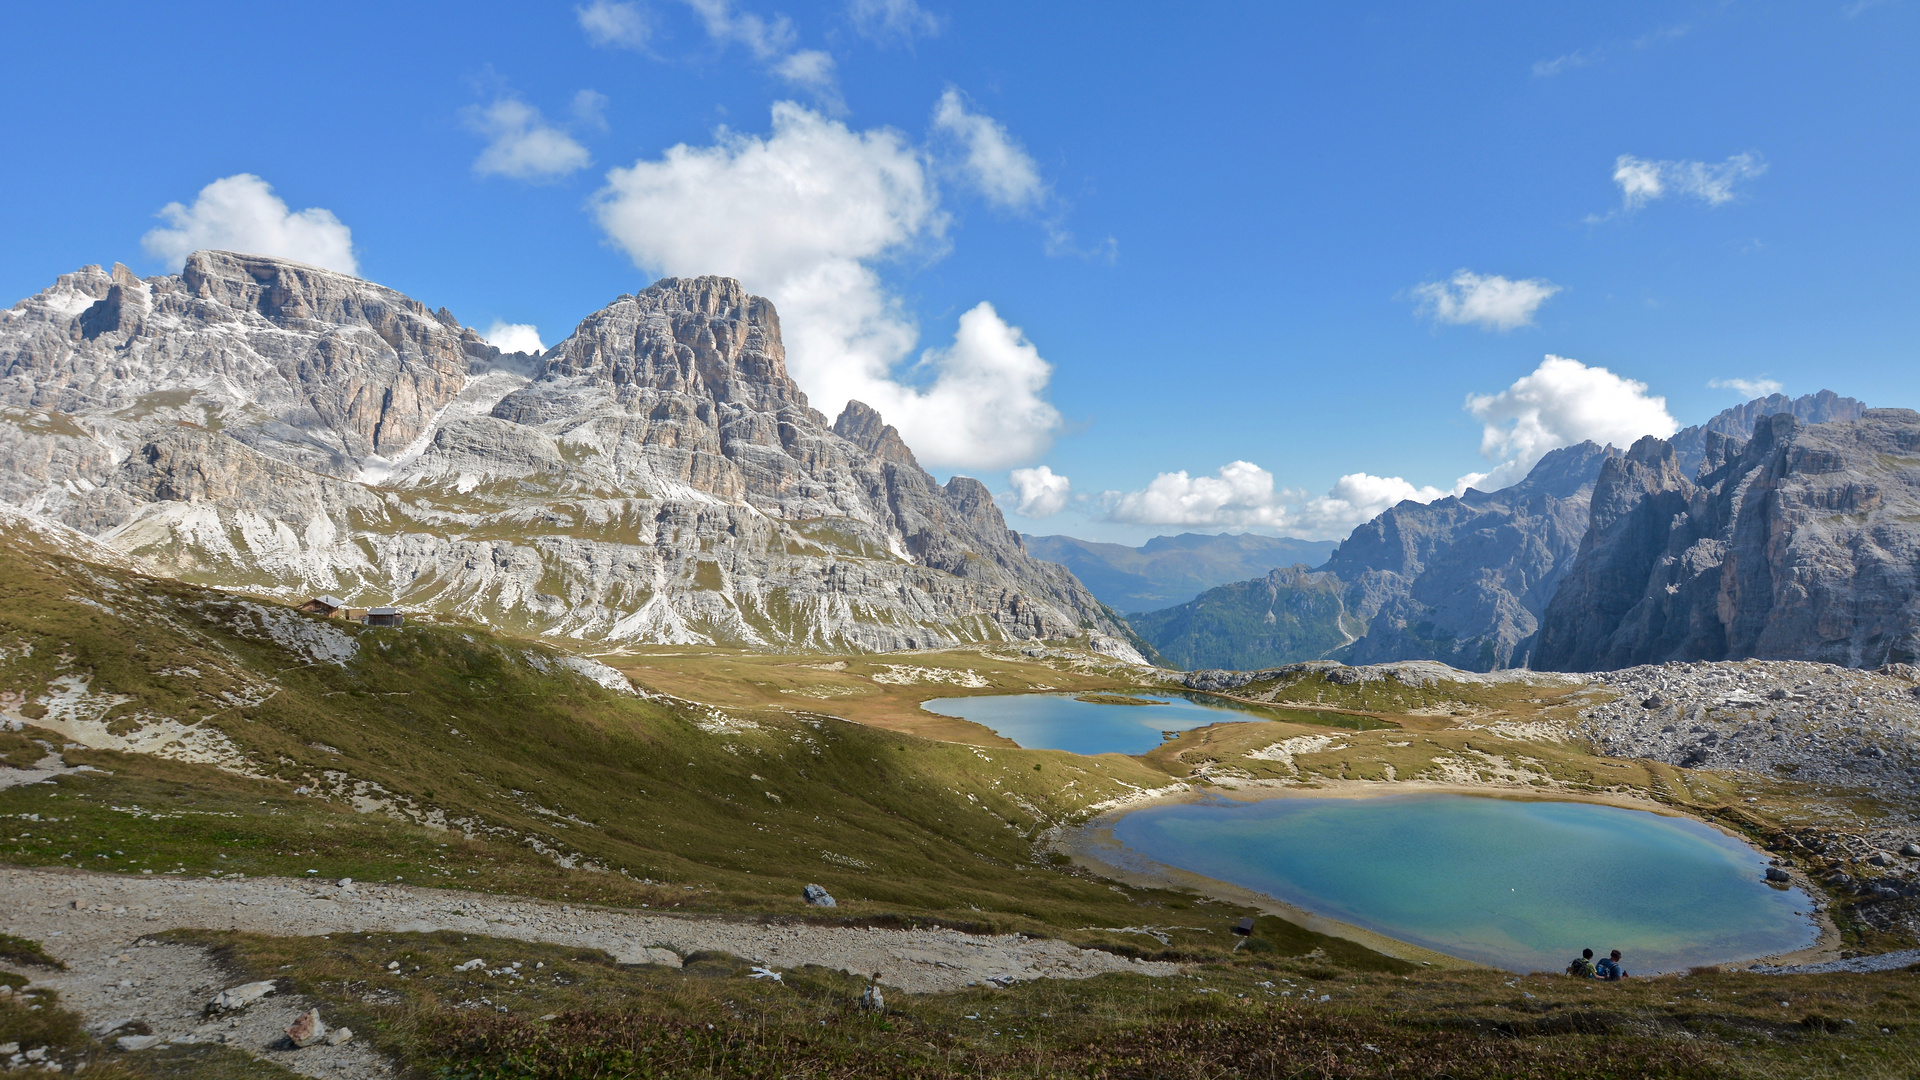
[[3, 866, 1179, 1077]]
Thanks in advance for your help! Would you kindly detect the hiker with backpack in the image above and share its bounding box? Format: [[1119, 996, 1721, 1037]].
[[1595, 950, 1628, 980], [1565, 948, 1596, 978]]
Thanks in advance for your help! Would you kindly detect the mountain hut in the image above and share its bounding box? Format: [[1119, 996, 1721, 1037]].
[[365, 606, 405, 628], [298, 595, 348, 617]]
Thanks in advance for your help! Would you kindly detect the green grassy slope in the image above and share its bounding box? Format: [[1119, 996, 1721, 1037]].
[[0, 536, 1269, 951]]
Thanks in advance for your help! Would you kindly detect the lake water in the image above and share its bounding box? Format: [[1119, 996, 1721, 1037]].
[[920, 692, 1372, 755], [1104, 793, 1815, 973]]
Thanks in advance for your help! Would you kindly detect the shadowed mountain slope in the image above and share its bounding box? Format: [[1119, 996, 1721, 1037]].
[[1021, 532, 1337, 613]]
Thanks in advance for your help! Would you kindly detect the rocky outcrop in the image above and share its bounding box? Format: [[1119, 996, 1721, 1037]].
[[1535, 409, 1920, 671], [1669, 390, 1865, 478], [0, 255, 1127, 653]]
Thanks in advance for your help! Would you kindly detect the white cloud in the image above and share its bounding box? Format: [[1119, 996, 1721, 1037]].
[[680, 0, 840, 104], [1410, 270, 1561, 331], [849, 0, 943, 45], [932, 88, 1045, 211], [1708, 376, 1784, 398], [1608, 152, 1766, 212], [1100, 356, 1680, 541], [774, 49, 842, 106], [142, 174, 357, 275], [1467, 355, 1677, 487], [468, 98, 593, 180], [684, 0, 796, 57], [594, 101, 1065, 470], [1104, 461, 1292, 529], [1008, 465, 1070, 518], [484, 321, 546, 355], [1297, 473, 1459, 536], [577, 0, 650, 48], [1100, 462, 1469, 540]]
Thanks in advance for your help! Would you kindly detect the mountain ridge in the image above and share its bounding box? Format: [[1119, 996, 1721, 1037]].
[[0, 252, 1135, 656]]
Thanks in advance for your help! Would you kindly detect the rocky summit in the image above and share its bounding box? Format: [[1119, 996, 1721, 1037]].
[[0, 252, 1131, 654]]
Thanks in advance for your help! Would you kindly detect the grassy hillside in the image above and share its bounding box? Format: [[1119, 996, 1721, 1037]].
[[0, 536, 1268, 953]]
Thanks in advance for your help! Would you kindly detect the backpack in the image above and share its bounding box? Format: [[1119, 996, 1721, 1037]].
[[1566, 957, 1595, 978]]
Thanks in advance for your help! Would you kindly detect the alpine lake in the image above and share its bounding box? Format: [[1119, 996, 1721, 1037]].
[[924, 691, 1819, 973]]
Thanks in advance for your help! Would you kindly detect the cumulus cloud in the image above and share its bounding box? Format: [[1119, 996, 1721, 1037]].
[[1468, 355, 1677, 488], [1709, 376, 1784, 398], [849, 0, 943, 44], [1410, 270, 1561, 331], [142, 174, 357, 275], [1008, 465, 1071, 519], [932, 88, 1045, 211], [1100, 356, 1680, 540], [1099, 462, 1471, 539], [1606, 152, 1766, 213], [594, 101, 1066, 469], [1104, 461, 1292, 530], [468, 97, 593, 180], [484, 321, 546, 355], [577, 0, 650, 48]]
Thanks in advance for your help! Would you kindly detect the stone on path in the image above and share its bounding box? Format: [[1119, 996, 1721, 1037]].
[[116, 1035, 162, 1051], [286, 1008, 327, 1048], [325, 1027, 354, 1046], [207, 981, 277, 1013]]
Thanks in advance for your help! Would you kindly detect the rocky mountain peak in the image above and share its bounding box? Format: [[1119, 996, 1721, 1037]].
[[533, 275, 801, 415], [0, 254, 1129, 655], [833, 399, 919, 469]]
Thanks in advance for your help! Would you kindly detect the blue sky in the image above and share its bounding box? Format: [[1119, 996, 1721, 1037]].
[[4, 1, 1916, 543]]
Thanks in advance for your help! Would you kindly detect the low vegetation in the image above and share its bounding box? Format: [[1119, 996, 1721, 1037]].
[[7, 536, 1920, 1077]]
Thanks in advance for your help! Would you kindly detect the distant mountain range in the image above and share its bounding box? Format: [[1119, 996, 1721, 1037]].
[[1020, 532, 1337, 614], [1123, 391, 1902, 672]]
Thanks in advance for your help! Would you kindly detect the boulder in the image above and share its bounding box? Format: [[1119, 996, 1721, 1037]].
[[1764, 867, 1791, 883], [325, 1027, 354, 1046], [1900, 842, 1920, 858], [116, 1035, 162, 1052], [286, 1009, 327, 1048], [802, 884, 836, 907]]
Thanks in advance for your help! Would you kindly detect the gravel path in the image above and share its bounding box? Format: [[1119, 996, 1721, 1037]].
[[3, 866, 1178, 1077], [1747, 948, 1920, 975]]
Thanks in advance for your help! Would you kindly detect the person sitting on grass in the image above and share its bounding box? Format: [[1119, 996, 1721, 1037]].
[[1595, 950, 1628, 980], [1565, 948, 1596, 978]]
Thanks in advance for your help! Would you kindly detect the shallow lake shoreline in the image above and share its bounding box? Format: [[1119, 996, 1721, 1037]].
[[1055, 777, 1846, 973]]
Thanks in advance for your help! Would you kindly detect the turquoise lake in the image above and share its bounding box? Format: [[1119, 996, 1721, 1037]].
[[919, 692, 1373, 755], [1104, 793, 1815, 973]]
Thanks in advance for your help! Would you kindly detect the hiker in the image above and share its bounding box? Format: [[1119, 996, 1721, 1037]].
[[1595, 950, 1628, 980], [1565, 948, 1596, 978]]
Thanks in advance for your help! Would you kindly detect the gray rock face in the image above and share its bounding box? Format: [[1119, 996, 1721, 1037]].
[[0, 254, 1127, 653], [1323, 441, 1616, 671], [1535, 409, 1920, 671]]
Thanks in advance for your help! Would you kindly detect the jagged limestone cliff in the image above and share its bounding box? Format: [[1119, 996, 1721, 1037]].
[[0, 252, 1131, 654], [1535, 409, 1920, 671]]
